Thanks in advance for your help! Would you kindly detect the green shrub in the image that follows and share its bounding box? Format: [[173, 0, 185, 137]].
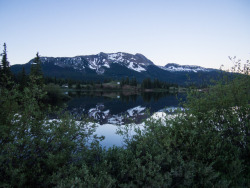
[[0, 80, 99, 187]]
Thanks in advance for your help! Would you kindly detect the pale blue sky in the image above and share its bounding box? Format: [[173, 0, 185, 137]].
[[0, 0, 249, 69]]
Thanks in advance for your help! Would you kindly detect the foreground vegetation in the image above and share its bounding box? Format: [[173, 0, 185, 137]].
[[1, 44, 249, 187]]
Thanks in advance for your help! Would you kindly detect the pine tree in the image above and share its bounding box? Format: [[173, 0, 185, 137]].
[[0, 43, 12, 87], [1, 43, 10, 71], [121, 77, 125, 87], [30, 53, 43, 76], [68, 79, 73, 88], [153, 78, 160, 88], [76, 82, 81, 90], [30, 52, 44, 87], [125, 77, 129, 85], [19, 66, 27, 91], [54, 77, 57, 84], [130, 77, 137, 86]]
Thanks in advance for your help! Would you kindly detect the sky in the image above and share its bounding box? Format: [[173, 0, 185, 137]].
[[0, 0, 250, 69]]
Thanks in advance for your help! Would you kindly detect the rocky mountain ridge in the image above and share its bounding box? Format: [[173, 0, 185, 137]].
[[11, 52, 221, 85], [35, 52, 156, 75], [30, 52, 213, 74], [159, 63, 214, 72]]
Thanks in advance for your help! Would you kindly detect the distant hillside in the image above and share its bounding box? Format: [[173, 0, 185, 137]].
[[11, 52, 223, 85]]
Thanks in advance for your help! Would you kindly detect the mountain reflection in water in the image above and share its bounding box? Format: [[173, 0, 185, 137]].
[[66, 91, 185, 125]]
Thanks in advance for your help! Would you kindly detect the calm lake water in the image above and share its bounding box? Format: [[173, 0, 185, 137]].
[[65, 91, 185, 147]]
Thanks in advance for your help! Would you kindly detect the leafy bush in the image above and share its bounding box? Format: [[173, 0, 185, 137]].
[[0, 79, 100, 187], [115, 59, 250, 187]]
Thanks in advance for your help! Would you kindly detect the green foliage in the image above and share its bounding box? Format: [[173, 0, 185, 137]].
[[76, 82, 81, 90], [141, 77, 172, 90], [30, 52, 44, 87], [1, 43, 10, 73], [18, 66, 28, 91], [0, 43, 12, 88], [0, 54, 100, 187], [0, 82, 101, 187], [141, 77, 152, 89], [120, 77, 138, 87], [114, 59, 250, 187]]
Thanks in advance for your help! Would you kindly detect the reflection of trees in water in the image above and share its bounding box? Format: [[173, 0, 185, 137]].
[[68, 90, 94, 97], [120, 94, 138, 103], [119, 92, 170, 103], [130, 94, 137, 102], [141, 92, 170, 102], [67, 91, 171, 103], [76, 91, 81, 96], [120, 94, 129, 103]]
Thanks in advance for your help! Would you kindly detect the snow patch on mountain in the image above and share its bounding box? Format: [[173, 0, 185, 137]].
[[159, 63, 211, 72], [106, 53, 147, 72], [127, 61, 146, 72], [108, 52, 124, 62]]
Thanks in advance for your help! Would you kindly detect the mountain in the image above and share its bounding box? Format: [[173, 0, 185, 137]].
[[159, 63, 215, 72], [37, 52, 154, 74], [84, 52, 154, 74], [11, 52, 222, 85]]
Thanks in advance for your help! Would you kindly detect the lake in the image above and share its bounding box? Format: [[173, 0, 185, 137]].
[[65, 91, 185, 147]]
